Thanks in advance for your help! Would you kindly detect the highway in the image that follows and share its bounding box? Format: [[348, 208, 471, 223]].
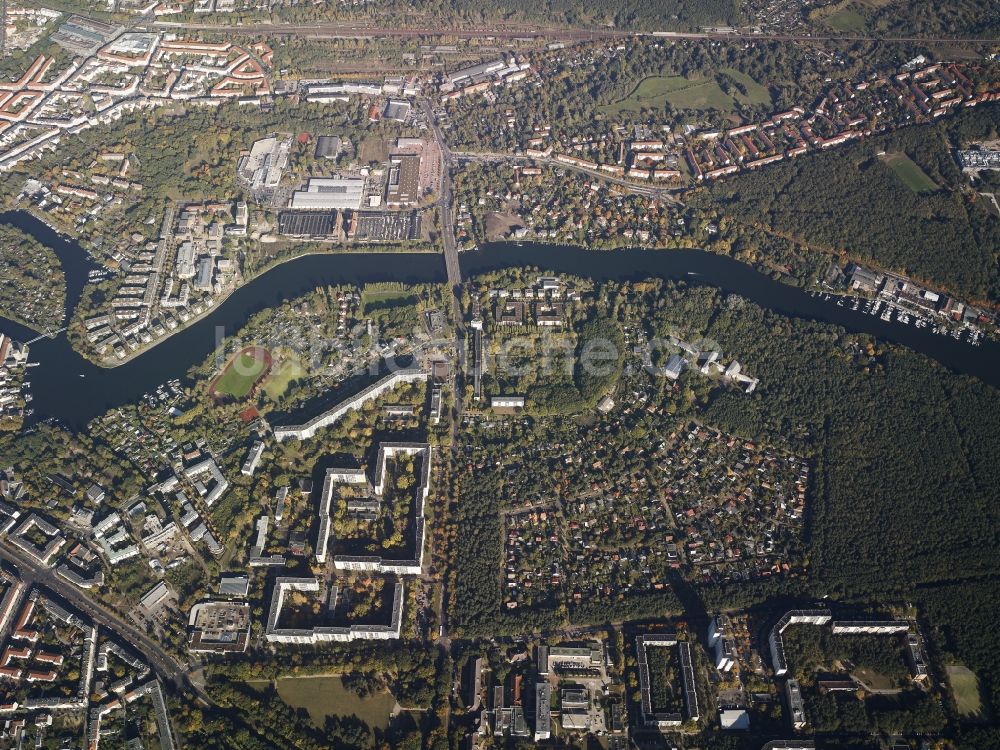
[[0, 541, 190, 691]]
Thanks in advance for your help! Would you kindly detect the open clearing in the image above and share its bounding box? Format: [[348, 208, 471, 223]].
[[946, 665, 983, 716], [248, 674, 396, 729], [810, 0, 870, 31], [720, 68, 772, 106], [361, 285, 418, 313], [600, 74, 738, 114], [881, 152, 938, 193], [485, 211, 523, 241], [852, 666, 898, 692], [825, 6, 867, 31], [358, 136, 388, 164], [210, 346, 272, 399], [263, 356, 307, 400]]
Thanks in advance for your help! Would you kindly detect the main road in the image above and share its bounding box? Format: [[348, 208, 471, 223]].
[[0, 541, 192, 693], [420, 98, 462, 288]]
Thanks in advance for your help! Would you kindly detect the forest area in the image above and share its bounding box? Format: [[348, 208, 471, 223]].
[[385, 0, 741, 30], [699, 105, 1000, 304], [449, 275, 1000, 724]]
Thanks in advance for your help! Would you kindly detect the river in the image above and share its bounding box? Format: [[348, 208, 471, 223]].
[[0, 211, 997, 429]]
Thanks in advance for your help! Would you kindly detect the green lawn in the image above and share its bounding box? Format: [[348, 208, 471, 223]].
[[361, 286, 418, 314], [881, 152, 938, 193], [852, 666, 897, 691], [601, 75, 736, 114], [249, 675, 396, 729], [721, 68, 772, 106], [825, 6, 867, 31], [263, 356, 307, 400], [946, 665, 983, 716], [211, 348, 270, 399], [601, 70, 768, 115]]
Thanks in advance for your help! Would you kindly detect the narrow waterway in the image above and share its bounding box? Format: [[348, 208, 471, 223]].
[[0, 212, 996, 429]]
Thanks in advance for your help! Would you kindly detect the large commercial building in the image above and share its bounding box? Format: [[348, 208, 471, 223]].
[[385, 154, 420, 207], [289, 177, 365, 211], [187, 600, 251, 654]]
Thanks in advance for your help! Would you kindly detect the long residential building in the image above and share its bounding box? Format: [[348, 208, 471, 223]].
[[275, 368, 428, 441], [264, 577, 403, 643]]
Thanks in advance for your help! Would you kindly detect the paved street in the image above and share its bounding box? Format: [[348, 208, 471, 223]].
[[0, 541, 191, 692], [420, 98, 462, 289], [453, 150, 685, 204]]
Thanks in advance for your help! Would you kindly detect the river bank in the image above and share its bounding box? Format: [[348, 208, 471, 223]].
[[0, 212, 997, 428]]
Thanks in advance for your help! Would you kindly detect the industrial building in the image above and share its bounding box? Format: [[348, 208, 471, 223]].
[[314, 135, 342, 159], [289, 177, 365, 211], [278, 210, 343, 238], [385, 155, 421, 207]]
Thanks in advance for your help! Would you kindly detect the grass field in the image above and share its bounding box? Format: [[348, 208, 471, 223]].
[[810, 0, 869, 31], [248, 675, 396, 729], [263, 356, 307, 400], [600, 74, 737, 114], [825, 6, 867, 31], [211, 347, 271, 399], [946, 665, 983, 716], [852, 666, 897, 691], [881, 152, 938, 193], [721, 68, 772, 106], [361, 286, 418, 313]]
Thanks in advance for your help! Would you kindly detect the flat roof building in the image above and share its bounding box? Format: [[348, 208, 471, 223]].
[[290, 177, 365, 211], [314, 135, 342, 159], [386, 155, 421, 207], [534, 683, 551, 740], [490, 395, 525, 412], [785, 678, 806, 729], [188, 600, 250, 654], [218, 575, 250, 598], [139, 582, 172, 613]]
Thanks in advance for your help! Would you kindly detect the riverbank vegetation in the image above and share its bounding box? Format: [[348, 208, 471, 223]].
[[0, 224, 66, 332], [697, 104, 1000, 304]]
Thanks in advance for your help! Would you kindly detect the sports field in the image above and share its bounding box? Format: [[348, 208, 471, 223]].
[[210, 347, 272, 399], [881, 152, 938, 193], [946, 665, 983, 716]]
